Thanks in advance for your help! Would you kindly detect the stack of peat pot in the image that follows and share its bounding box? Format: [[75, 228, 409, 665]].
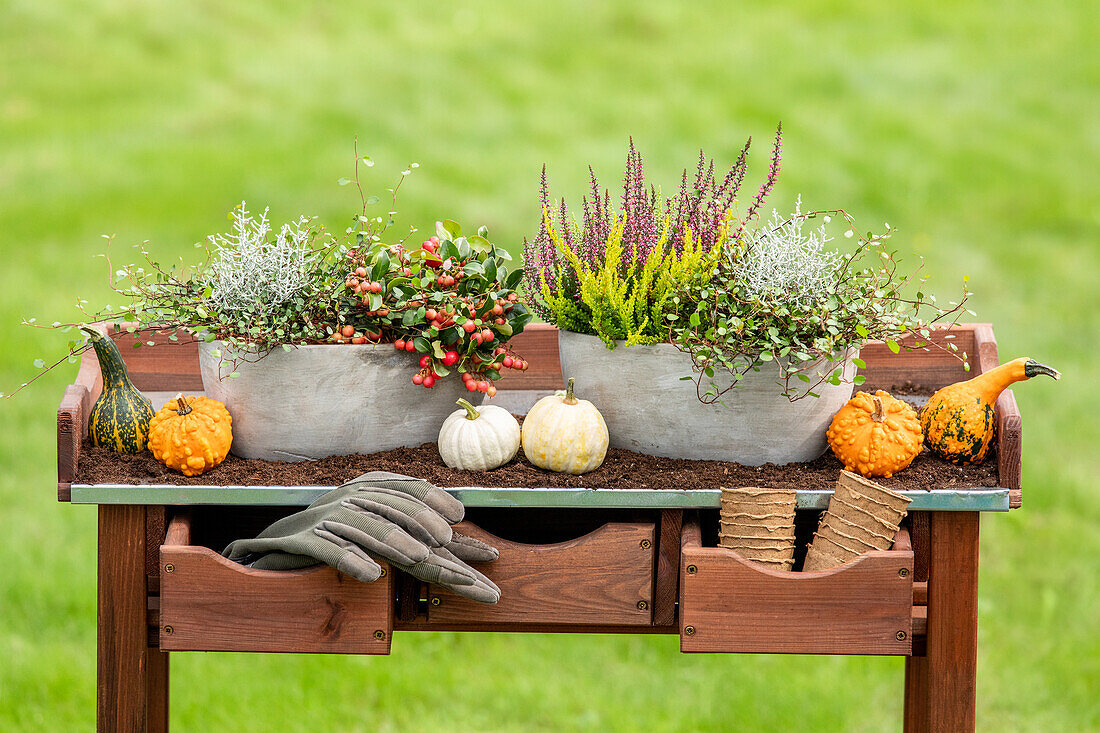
[[804, 470, 912, 571], [719, 487, 798, 571]]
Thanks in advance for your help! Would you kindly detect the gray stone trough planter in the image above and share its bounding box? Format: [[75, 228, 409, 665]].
[[556, 329, 857, 465], [198, 341, 471, 461]]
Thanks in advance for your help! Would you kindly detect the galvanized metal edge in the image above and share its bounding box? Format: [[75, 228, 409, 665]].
[[69, 484, 1010, 511]]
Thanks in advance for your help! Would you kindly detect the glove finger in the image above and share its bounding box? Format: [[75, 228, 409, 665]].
[[345, 472, 465, 524], [399, 550, 479, 587], [245, 551, 319, 571], [342, 495, 453, 547], [310, 528, 384, 582], [351, 488, 454, 543], [437, 577, 501, 604], [319, 519, 429, 566], [433, 545, 500, 596], [445, 532, 499, 563], [330, 506, 434, 562]]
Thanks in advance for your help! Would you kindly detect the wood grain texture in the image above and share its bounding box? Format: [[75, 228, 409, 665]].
[[107, 327, 203, 392], [98, 504, 159, 732], [495, 322, 563, 391], [925, 511, 980, 732], [680, 518, 913, 656], [858, 326, 977, 389], [911, 512, 931, 583], [653, 509, 682, 626], [159, 541, 393, 654], [57, 384, 87, 488], [428, 521, 655, 626], [973, 323, 1023, 500], [144, 648, 168, 733]]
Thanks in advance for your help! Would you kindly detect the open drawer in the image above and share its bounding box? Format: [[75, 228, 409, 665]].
[[158, 513, 394, 654], [679, 516, 914, 655], [425, 518, 656, 627]]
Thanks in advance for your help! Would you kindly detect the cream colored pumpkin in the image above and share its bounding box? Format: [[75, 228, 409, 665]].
[[438, 399, 521, 471], [521, 378, 609, 475]]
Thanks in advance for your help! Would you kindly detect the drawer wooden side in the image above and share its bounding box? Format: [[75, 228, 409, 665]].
[[158, 515, 393, 654], [428, 521, 656, 626], [679, 519, 913, 656]]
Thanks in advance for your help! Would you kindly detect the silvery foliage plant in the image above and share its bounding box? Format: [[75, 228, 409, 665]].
[[205, 203, 322, 321], [736, 196, 843, 307]]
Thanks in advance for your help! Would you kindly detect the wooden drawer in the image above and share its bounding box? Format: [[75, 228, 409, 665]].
[[427, 520, 656, 627], [679, 517, 914, 655], [158, 514, 393, 654]]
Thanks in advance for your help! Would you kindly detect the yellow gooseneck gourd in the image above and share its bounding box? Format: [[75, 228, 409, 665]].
[[921, 357, 1059, 465], [521, 378, 609, 475]]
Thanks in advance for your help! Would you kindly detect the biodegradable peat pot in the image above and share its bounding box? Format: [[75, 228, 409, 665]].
[[557, 330, 858, 464], [198, 341, 472, 461]]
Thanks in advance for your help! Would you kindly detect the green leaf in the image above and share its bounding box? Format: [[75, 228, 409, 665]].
[[493, 247, 512, 261], [365, 195, 380, 205], [852, 357, 867, 369], [32, 358, 45, 369], [413, 337, 431, 353], [337, 177, 353, 186], [467, 234, 493, 254], [484, 258, 498, 283], [689, 312, 701, 327], [886, 340, 901, 354], [361, 156, 374, 167], [505, 268, 523, 290], [854, 374, 867, 385], [432, 341, 446, 359], [855, 324, 870, 338], [439, 219, 462, 240]]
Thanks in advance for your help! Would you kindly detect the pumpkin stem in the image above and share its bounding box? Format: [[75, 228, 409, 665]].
[[563, 377, 577, 405], [174, 393, 193, 416], [1023, 359, 1060, 380], [455, 398, 481, 420], [871, 396, 885, 422]]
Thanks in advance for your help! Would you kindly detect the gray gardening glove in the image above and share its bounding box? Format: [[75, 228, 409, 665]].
[[223, 471, 500, 603]]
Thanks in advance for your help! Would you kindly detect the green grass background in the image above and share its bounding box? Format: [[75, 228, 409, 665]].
[[2, 1, 1098, 730]]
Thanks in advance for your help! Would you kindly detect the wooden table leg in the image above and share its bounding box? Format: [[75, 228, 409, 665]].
[[903, 511, 979, 732], [98, 505, 168, 732]]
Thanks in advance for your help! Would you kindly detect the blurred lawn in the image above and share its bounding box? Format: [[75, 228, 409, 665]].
[[2, 1, 1098, 730]]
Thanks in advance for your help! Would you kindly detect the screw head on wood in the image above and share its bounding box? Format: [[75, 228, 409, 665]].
[[896, 630, 908, 641], [640, 539, 652, 550], [163, 625, 173, 635], [686, 564, 697, 575], [430, 597, 441, 606], [164, 564, 174, 574], [684, 625, 696, 636], [637, 600, 648, 610], [379, 567, 387, 578], [373, 630, 386, 640], [898, 568, 909, 578]]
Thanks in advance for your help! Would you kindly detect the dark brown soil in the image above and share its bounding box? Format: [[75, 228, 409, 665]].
[[74, 383, 996, 490]]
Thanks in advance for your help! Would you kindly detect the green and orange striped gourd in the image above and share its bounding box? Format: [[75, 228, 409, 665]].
[[921, 357, 1059, 465], [81, 326, 155, 454]]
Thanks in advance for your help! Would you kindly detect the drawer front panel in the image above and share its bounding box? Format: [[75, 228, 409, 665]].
[[160, 545, 393, 654], [429, 521, 656, 626]]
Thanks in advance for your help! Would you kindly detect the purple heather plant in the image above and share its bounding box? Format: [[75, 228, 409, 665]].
[[523, 124, 783, 320]]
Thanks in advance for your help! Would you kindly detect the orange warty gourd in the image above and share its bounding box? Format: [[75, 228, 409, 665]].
[[921, 357, 1059, 465], [826, 390, 924, 478], [147, 394, 233, 476]]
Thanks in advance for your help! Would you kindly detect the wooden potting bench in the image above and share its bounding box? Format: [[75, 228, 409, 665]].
[[57, 323, 1023, 732]]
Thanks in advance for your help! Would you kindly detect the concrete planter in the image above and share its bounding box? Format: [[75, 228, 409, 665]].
[[557, 330, 857, 465], [198, 341, 471, 461]]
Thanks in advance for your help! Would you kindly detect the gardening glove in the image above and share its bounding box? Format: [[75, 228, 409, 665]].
[[222, 471, 500, 603]]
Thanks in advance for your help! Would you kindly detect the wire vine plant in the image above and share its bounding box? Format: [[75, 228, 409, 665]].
[[667, 203, 973, 403]]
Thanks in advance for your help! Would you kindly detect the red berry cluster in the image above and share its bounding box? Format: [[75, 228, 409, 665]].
[[334, 222, 533, 392]]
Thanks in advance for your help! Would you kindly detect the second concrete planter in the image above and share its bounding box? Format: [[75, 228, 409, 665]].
[[556, 329, 857, 465], [199, 341, 472, 461]]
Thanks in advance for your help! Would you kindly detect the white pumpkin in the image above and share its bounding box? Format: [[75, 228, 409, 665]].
[[438, 399, 521, 471], [521, 378, 609, 475]]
